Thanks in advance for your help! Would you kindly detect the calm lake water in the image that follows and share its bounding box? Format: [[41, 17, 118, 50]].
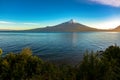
[[0, 32, 120, 64]]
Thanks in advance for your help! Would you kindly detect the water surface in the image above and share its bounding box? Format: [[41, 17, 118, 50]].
[[0, 32, 120, 64]]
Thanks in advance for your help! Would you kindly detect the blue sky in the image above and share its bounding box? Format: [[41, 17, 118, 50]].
[[0, 0, 120, 30]]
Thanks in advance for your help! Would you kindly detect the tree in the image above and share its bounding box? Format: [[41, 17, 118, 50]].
[[102, 45, 120, 80]]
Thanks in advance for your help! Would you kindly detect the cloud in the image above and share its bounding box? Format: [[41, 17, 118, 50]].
[[0, 21, 40, 25], [91, 0, 120, 7], [0, 21, 41, 30], [23, 23, 40, 25], [0, 21, 15, 24]]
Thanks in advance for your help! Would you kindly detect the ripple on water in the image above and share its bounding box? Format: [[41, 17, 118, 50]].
[[1, 32, 120, 64]]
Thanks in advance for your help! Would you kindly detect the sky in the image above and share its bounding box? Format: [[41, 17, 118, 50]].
[[0, 0, 120, 30]]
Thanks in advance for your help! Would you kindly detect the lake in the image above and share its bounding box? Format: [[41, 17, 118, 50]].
[[0, 32, 120, 64]]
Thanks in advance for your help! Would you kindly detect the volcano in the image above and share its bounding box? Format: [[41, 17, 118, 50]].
[[29, 19, 99, 32]]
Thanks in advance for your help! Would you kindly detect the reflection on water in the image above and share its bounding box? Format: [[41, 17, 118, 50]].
[[0, 32, 120, 64], [72, 33, 78, 47]]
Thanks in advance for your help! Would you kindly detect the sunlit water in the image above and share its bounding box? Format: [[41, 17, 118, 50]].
[[0, 32, 120, 64]]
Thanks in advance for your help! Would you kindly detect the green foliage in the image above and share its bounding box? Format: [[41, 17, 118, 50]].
[[102, 45, 120, 80], [76, 52, 105, 80], [0, 46, 120, 80], [102, 45, 120, 61], [0, 48, 2, 55], [21, 47, 32, 56], [0, 48, 43, 80]]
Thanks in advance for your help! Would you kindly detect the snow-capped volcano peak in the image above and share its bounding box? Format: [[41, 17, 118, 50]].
[[68, 19, 75, 24]]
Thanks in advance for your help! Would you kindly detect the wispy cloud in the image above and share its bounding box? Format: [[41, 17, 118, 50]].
[[23, 23, 40, 25], [0, 21, 15, 24], [90, 0, 120, 7], [0, 21, 41, 30], [0, 21, 40, 25]]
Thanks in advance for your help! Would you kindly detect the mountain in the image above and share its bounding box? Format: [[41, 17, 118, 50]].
[[28, 19, 100, 32], [112, 25, 120, 31]]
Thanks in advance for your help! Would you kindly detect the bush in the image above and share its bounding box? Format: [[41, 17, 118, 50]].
[[77, 52, 107, 80], [0, 46, 120, 80], [0, 48, 2, 55]]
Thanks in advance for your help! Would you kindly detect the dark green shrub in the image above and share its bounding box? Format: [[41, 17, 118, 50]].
[[0, 45, 120, 80]]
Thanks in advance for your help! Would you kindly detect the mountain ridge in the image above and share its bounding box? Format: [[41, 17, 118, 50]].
[[29, 19, 100, 32], [112, 25, 120, 31]]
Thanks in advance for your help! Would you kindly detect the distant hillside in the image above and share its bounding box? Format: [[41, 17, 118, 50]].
[[112, 25, 120, 31], [28, 19, 100, 32]]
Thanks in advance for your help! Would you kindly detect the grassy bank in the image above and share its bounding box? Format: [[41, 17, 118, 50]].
[[0, 45, 120, 80]]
